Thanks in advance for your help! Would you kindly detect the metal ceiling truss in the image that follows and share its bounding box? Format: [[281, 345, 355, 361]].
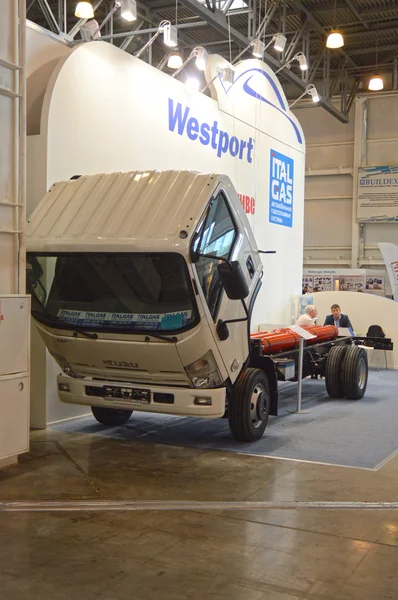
[[27, 0, 372, 122]]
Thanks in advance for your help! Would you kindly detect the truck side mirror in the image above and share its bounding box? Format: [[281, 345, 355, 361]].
[[217, 261, 249, 300]]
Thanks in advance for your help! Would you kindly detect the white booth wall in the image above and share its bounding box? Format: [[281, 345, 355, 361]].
[[313, 291, 398, 369], [293, 94, 398, 296], [27, 35, 305, 426]]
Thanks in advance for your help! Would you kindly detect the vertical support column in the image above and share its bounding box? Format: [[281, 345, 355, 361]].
[[18, 0, 26, 294], [351, 97, 367, 268]]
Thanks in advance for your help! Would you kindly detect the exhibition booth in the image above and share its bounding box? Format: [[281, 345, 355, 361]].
[[27, 27, 305, 426]]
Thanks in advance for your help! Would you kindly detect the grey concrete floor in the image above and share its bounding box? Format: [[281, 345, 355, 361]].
[[1, 427, 398, 599]]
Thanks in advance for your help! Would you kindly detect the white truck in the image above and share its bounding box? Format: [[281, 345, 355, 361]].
[[27, 169, 280, 442], [27, 169, 382, 441]]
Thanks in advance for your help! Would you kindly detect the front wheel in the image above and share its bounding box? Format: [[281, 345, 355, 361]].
[[228, 368, 270, 442], [91, 406, 133, 426]]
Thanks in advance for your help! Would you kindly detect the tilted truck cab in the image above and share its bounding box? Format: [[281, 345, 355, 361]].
[[27, 170, 278, 442]]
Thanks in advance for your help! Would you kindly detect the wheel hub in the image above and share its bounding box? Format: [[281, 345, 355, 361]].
[[250, 383, 267, 428], [357, 357, 367, 389]]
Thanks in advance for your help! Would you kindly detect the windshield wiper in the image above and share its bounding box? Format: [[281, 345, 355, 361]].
[[144, 332, 178, 343], [32, 310, 98, 340]]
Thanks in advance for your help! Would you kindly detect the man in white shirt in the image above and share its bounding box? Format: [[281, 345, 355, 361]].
[[296, 305, 318, 327]]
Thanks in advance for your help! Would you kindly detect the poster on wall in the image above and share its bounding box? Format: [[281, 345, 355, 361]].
[[313, 276, 332, 292], [334, 275, 365, 292], [357, 166, 398, 222], [303, 269, 366, 293], [366, 276, 384, 290]]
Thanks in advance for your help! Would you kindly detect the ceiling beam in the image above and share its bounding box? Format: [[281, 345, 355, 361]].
[[343, 0, 369, 30], [178, 0, 349, 122], [349, 43, 398, 56]]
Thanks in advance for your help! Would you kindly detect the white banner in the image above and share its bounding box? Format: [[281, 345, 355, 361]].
[[358, 166, 398, 222], [378, 243, 398, 301]]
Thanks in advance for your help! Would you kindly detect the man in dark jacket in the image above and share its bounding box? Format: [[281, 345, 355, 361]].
[[324, 304, 353, 329]]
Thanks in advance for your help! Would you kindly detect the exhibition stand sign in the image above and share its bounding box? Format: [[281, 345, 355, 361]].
[[357, 166, 398, 222], [38, 42, 306, 327]]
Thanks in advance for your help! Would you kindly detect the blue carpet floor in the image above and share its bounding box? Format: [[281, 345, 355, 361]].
[[53, 369, 398, 469]]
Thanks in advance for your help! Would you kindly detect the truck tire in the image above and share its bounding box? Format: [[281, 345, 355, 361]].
[[228, 368, 270, 442], [342, 346, 368, 400], [325, 345, 348, 398], [91, 406, 132, 426]]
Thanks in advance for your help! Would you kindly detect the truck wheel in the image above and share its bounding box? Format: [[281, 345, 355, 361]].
[[91, 406, 132, 426], [342, 346, 368, 400], [228, 368, 270, 442], [325, 345, 348, 398]]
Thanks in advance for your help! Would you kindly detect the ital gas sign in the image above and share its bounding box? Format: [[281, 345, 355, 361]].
[[269, 149, 294, 228]]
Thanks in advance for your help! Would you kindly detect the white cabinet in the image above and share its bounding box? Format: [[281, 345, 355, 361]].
[[0, 295, 30, 464]]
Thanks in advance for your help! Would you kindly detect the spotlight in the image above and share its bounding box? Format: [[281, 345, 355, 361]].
[[120, 0, 137, 22]]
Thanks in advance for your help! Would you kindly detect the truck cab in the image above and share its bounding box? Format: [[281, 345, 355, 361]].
[[27, 170, 278, 441]]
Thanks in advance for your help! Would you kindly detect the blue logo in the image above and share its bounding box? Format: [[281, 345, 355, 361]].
[[269, 149, 294, 228], [168, 98, 254, 163], [221, 68, 303, 145]]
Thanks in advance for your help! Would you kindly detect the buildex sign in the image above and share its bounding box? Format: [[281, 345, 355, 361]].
[[269, 149, 294, 227]]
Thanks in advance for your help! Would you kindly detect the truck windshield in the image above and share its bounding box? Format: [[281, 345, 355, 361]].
[[26, 253, 198, 333]]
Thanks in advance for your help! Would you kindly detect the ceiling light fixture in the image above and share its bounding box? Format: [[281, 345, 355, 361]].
[[167, 51, 183, 69], [171, 46, 208, 78], [75, 2, 94, 18], [326, 0, 344, 49], [289, 84, 320, 108], [326, 30, 344, 49], [368, 75, 383, 91], [368, 22, 383, 91]]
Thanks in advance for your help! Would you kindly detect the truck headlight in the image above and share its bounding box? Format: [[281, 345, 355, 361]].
[[185, 350, 223, 388]]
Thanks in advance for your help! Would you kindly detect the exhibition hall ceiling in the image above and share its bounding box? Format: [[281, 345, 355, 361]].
[[26, 0, 398, 75]]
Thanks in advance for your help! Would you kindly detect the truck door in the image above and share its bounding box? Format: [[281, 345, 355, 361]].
[[193, 188, 259, 383]]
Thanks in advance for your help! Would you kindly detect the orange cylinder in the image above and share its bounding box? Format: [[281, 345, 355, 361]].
[[251, 325, 338, 355]]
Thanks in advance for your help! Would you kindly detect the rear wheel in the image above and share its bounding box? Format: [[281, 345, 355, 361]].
[[91, 406, 133, 426], [342, 346, 368, 400], [228, 368, 270, 442], [325, 345, 348, 398]]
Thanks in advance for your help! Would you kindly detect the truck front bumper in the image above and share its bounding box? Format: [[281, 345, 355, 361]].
[[57, 374, 226, 418]]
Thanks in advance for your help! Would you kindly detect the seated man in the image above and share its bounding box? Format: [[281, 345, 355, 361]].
[[296, 305, 317, 327], [324, 303, 353, 329]]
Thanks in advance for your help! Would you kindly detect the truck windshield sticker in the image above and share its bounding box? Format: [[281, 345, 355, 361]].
[[57, 309, 192, 330], [168, 98, 254, 163], [269, 149, 294, 228]]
